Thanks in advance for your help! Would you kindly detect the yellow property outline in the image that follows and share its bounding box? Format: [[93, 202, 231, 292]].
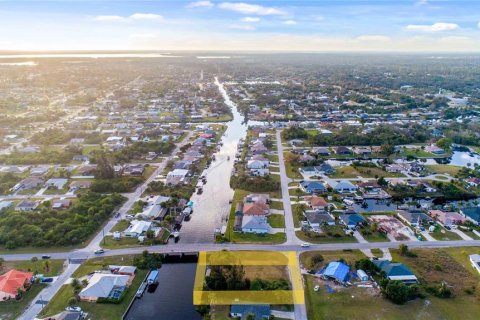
[[193, 251, 305, 305]]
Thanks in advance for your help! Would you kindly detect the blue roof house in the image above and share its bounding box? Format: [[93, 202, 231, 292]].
[[320, 261, 350, 284], [299, 181, 327, 194], [373, 260, 418, 284]]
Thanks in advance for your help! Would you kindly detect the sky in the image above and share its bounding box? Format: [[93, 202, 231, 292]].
[[0, 0, 480, 51]]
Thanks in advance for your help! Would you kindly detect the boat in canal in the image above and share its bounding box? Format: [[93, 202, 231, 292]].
[[147, 270, 159, 285]]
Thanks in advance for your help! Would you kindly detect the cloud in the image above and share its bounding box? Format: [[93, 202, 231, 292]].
[[130, 13, 163, 21], [478, 21, 480, 28], [355, 35, 391, 41], [229, 24, 256, 31], [186, 1, 214, 9], [241, 17, 260, 23], [283, 20, 297, 25], [94, 15, 127, 22], [94, 13, 163, 23], [129, 33, 159, 39], [218, 2, 286, 15], [406, 22, 459, 32], [415, 0, 429, 6]]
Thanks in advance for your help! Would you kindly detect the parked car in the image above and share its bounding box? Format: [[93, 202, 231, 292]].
[[300, 243, 310, 248], [314, 285, 320, 292], [65, 306, 82, 312], [41, 277, 54, 283], [94, 249, 105, 255], [41, 255, 51, 259]]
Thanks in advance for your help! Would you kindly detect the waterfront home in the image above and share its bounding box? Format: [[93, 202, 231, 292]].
[[243, 202, 269, 216], [305, 210, 335, 230], [331, 180, 357, 194], [123, 220, 152, 238], [425, 144, 445, 155], [396, 210, 433, 227], [470, 254, 480, 274], [429, 210, 466, 226], [0, 269, 33, 301], [136, 195, 171, 220], [373, 260, 418, 284], [166, 169, 191, 185], [241, 215, 270, 234], [339, 213, 366, 230], [299, 181, 327, 194], [304, 196, 329, 210], [230, 305, 271, 320], [109, 265, 137, 276], [79, 274, 129, 302], [460, 207, 480, 225]]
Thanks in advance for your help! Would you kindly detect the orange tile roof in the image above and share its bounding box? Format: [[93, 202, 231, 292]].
[[243, 203, 269, 216], [0, 269, 33, 295]]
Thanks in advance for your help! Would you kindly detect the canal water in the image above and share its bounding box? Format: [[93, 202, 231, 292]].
[[178, 77, 251, 243], [177, 77, 244, 243], [124, 263, 200, 320]]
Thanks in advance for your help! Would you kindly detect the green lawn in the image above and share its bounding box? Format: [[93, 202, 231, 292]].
[[100, 236, 141, 249], [370, 248, 384, 258], [296, 229, 358, 244], [3, 259, 65, 276], [267, 214, 286, 228], [270, 201, 284, 210], [0, 283, 47, 320], [110, 220, 130, 232], [299, 250, 366, 269], [231, 232, 286, 244], [331, 165, 404, 179], [461, 229, 480, 240], [426, 164, 462, 176], [361, 231, 390, 242], [430, 225, 462, 241], [329, 166, 360, 178]]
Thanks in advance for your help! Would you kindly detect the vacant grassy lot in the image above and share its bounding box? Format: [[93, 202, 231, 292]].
[[244, 266, 289, 282], [303, 247, 480, 320], [330, 166, 360, 178], [270, 200, 284, 210], [304, 274, 480, 320], [268, 214, 286, 228], [0, 283, 46, 320], [426, 164, 462, 176], [362, 231, 390, 242], [296, 228, 358, 244], [299, 250, 366, 268], [284, 159, 303, 180], [2, 259, 64, 276]]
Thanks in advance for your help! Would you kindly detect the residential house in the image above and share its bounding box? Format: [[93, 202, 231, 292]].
[[396, 210, 433, 227], [353, 147, 372, 157], [52, 199, 71, 209], [319, 261, 350, 284], [332, 180, 357, 194], [123, 220, 153, 238], [312, 147, 330, 156], [30, 166, 49, 176], [15, 200, 38, 211], [470, 254, 480, 274], [230, 305, 271, 320], [12, 177, 43, 191], [339, 214, 366, 230], [166, 169, 191, 185], [79, 273, 130, 302], [429, 210, 466, 226], [0, 269, 33, 300], [0, 201, 13, 211], [247, 159, 269, 169], [136, 195, 170, 220], [305, 210, 335, 230], [335, 146, 352, 155], [460, 207, 480, 225], [69, 180, 92, 190], [467, 178, 480, 188], [243, 202, 269, 216], [46, 178, 68, 189], [299, 181, 327, 194], [425, 144, 445, 155], [304, 196, 328, 210], [123, 164, 145, 176], [373, 260, 418, 284], [241, 215, 270, 234]]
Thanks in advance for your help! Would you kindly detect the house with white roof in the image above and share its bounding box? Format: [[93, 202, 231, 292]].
[[79, 274, 130, 302], [123, 220, 152, 237], [470, 254, 480, 274]]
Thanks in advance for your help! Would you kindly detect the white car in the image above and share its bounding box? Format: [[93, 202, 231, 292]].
[[65, 306, 82, 312], [300, 243, 310, 248], [314, 285, 320, 292]]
